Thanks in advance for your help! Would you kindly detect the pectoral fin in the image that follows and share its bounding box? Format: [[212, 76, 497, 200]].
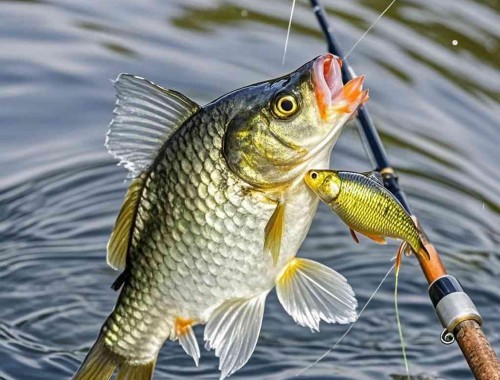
[[276, 258, 358, 331], [264, 201, 286, 266], [204, 292, 268, 379]]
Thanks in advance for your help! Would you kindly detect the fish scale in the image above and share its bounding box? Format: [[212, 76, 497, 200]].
[[329, 172, 421, 251], [102, 107, 277, 361]]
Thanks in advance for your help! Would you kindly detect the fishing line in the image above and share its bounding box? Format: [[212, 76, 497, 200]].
[[394, 254, 411, 379], [284, 0, 397, 64], [282, 0, 297, 65], [343, 0, 398, 60], [296, 262, 396, 376]]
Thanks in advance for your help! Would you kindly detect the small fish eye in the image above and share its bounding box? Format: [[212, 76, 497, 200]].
[[280, 99, 294, 112], [310, 171, 318, 179], [272, 94, 299, 119]]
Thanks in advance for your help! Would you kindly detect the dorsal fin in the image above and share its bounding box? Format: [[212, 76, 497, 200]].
[[106, 74, 200, 178], [105, 75, 200, 270], [362, 170, 383, 185], [107, 173, 146, 270]]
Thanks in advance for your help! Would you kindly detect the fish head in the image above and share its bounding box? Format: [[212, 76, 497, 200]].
[[304, 169, 341, 203], [222, 53, 368, 190]]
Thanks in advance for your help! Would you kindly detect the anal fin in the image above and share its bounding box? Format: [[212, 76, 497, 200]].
[[264, 201, 286, 266], [276, 258, 358, 331], [204, 292, 268, 379]]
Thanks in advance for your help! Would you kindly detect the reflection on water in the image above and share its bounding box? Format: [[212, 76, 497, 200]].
[[0, 0, 499, 379]]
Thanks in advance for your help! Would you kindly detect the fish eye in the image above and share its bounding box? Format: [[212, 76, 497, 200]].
[[272, 94, 299, 119], [310, 171, 318, 180]]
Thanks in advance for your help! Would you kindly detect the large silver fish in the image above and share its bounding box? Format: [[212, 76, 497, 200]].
[[73, 53, 369, 380]]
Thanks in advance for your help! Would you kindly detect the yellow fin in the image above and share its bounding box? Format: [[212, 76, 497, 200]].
[[360, 232, 387, 245], [73, 333, 157, 380], [107, 174, 146, 270], [116, 359, 156, 380], [72, 336, 117, 380], [264, 201, 286, 266]]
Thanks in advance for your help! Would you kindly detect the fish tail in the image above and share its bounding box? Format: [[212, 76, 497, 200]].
[[115, 359, 157, 380], [72, 334, 118, 380], [73, 333, 157, 380]]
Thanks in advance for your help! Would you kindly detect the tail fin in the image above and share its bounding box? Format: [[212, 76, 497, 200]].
[[73, 335, 157, 380], [72, 336, 118, 380], [115, 360, 157, 380]]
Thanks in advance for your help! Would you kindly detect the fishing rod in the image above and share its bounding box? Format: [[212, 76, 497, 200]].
[[309, 1, 500, 379]]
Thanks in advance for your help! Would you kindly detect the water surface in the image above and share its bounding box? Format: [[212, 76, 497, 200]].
[[1, 0, 499, 379]]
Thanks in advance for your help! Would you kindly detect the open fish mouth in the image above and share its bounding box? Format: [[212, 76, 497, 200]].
[[313, 53, 368, 120], [286, 54, 369, 178], [313, 53, 343, 120]]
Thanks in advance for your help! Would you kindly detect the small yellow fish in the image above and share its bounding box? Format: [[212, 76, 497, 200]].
[[304, 170, 430, 261]]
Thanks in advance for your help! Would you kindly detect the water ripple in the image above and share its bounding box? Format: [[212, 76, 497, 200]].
[[0, 0, 499, 379]]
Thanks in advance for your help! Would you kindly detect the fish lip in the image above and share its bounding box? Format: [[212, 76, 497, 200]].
[[313, 53, 343, 120]]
